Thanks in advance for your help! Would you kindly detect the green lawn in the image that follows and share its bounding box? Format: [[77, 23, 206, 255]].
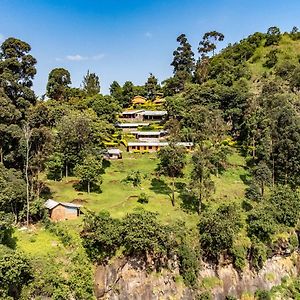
[[14, 147, 248, 265], [44, 148, 248, 228], [14, 225, 63, 257]]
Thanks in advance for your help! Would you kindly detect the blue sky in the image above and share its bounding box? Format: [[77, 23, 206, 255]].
[[1, 0, 300, 95]]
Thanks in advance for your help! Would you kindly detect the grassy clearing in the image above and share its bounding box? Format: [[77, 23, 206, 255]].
[[14, 226, 63, 257], [45, 147, 248, 228]]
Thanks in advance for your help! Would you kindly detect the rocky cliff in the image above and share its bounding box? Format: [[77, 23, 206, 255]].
[[94, 253, 300, 299]]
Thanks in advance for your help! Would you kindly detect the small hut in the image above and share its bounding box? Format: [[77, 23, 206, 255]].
[[105, 148, 122, 159], [45, 199, 81, 221]]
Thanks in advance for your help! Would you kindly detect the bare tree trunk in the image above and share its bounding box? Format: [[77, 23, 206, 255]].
[[65, 163, 68, 179], [171, 177, 175, 206], [88, 181, 90, 194], [24, 124, 32, 227], [36, 170, 40, 200], [252, 136, 255, 158], [0, 146, 3, 164], [271, 139, 275, 187], [198, 177, 203, 215]]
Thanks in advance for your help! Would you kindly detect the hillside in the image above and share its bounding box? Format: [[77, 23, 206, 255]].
[[248, 34, 300, 80], [3, 27, 300, 300]]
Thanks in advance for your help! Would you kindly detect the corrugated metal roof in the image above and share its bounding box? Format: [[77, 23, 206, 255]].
[[107, 148, 122, 155], [116, 123, 150, 127], [45, 199, 59, 209], [142, 110, 167, 116], [131, 131, 167, 136], [127, 142, 193, 147], [60, 202, 82, 208], [44, 199, 81, 210], [121, 110, 144, 115]]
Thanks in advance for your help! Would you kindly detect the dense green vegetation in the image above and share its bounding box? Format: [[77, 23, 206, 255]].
[[2, 26, 300, 299]]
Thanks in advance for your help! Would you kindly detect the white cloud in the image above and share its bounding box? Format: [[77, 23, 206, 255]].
[[145, 32, 153, 38], [92, 53, 105, 60], [0, 34, 5, 42], [66, 54, 88, 61], [60, 53, 105, 62]]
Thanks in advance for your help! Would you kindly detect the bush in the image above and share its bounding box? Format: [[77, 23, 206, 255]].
[[178, 244, 199, 287], [245, 183, 261, 201], [275, 62, 296, 79], [21, 256, 71, 300], [255, 289, 271, 300], [197, 291, 212, 300], [288, 233, 299, 251], [0, 212, 14, 247], [231, 243, 248, 271], [263, 50, 279, 68], [269, 185, 300, 227], [199, 204, 243, 262], [250, 241, 267, 270], [81, 209, 178, 265], [81, 211, 122, 261], [45, 222, 72, 246], [247, 205, 277, 243], [123, 171, 141, 187], [122, 210, 174, 257], [0, 246, 33, 299], [137, 193, 149, 204]]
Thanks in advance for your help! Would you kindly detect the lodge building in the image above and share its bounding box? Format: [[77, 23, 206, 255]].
[[127, 142, 193, 152]]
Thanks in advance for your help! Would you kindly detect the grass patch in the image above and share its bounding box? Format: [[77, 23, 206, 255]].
[[200, 276, 222, 290], [44, 148, 247, 228], [14, 226, 62, 257]]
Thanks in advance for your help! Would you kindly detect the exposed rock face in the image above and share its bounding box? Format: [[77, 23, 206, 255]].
[[94, 257, 193, 300], [94, 254, 300, 299], [201, 255, 300, 299]]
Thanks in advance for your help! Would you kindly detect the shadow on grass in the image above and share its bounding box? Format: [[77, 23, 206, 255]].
[[240, 173, 251, 185], [179, 189, 198, 213], [6, 235, 17, 250], [101, 159, 111, 174], [150, 178, 172, 196], [73, 181, 102, 194]]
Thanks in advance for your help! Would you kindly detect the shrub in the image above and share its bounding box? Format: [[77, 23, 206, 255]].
[[288, 233, 299, 251], [81, 211, 122, 261], [123, 171, 142, 187], [231, 243, 248, 271], [275, 62, 296, 79], [250, 241, 267, 271], [247, 205, 277, 243], [177, 244, 199, 287], [137, 193, 149, 204], [255, 289, 271, 300], [199, 204, 243, 262], [245, 183, 261, 201], [0, 246, 33, 299], [263, 50, 279, 68], [269, 185, 300, 227], [122, 210, 174, 257], [45, 222, 73, 246], [197, 291, 212, 300]]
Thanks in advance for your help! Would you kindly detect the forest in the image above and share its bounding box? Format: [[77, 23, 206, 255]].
[[2, 26, 300, 299]]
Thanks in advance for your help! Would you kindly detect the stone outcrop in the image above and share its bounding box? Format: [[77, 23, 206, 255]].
[[94, 254, 300, 299]]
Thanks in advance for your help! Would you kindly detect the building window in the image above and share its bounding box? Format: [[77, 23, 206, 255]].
[[132, 146, 136, 149], [149, 146, 152, 149]]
